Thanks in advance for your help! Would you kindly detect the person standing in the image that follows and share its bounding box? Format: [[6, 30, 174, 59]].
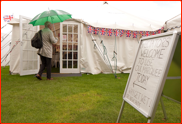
[[36, 21, 58, 80]]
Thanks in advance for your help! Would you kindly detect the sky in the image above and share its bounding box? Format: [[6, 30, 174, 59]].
[[1, 1, 181, 33]]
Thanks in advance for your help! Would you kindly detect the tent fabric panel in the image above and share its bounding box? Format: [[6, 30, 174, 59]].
[[80, 25, 139, 74]]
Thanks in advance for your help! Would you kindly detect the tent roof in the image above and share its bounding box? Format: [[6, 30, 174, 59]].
[[8, 18, 29, 25], [83, 3, 164, 31], [164, 14, 181, 31], [8, 18, 20, 25]]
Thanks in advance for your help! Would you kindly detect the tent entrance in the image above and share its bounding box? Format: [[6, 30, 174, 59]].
[[60, 22, 80, 73], [40, 21, 81, 74], [19, 15, 40, 76]]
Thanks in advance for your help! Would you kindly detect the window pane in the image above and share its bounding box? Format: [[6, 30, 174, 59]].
[[68, 52, 72, 59], [63, 24, 67, 32], [23, 51, 28, 60], [68, 61, 72, 68], [73, 52, 78, 59], [73, 61, 77, 68], [74, 25, 78, 33], [23, 61, 28, 70], [28, 61, 34, 70], [68, 34, 72, 42], [33, 51, 38, 60], [62, 34, 67, 42], [73, 43, 78, 51], [34, 61, 38, 69], [68, 43, 72, 50], [63, 61, 67, 68], [62, 52, 67, 59], [28, 51, 33, 60], [62, 44, 67, 50], [68, 25, 72, 33], [73, 34, 78, 42]]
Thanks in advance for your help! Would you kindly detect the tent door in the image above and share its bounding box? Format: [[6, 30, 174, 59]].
[[60, 22, 80, 73], [19, 15, 39, 76]]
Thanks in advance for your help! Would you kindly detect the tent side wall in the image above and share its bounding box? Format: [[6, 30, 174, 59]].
[[1, 33, 11, 66], [10, 24, 20, 74], [80, 24, 139, 74]]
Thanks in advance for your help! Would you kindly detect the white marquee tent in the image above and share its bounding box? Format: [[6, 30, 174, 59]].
[[84, 2, 164, 31], [79, 3, 164, 74], [7, 3, 165, 75], [1, 32, 11, 66], [164, 14, 181, 32]]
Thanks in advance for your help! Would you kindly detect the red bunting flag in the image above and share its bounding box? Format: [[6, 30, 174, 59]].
[[120, 30, 124, 37], [139, 31, 144, 36], [107, 29, 113, 36], [87, 26, 93, 33], [133, 31, 137, 38], [126, 30, 131, 37], [151, 31, 156, 35], [93, 27, 99, 35], [100, 28, 106, 35], [114, 29, 119, 37], [145, 31, 150, 37], [157, 29, 161, 34]]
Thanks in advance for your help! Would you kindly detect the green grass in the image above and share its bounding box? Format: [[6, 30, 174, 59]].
[[1, 66, 181, 123]]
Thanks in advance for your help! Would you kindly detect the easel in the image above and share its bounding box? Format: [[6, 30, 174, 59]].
[[116, 93, 167, 123], [116, 31, 180, 123]]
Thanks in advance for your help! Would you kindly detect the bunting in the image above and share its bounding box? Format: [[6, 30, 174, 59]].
[[100, 28, 106, 35], [157, 29, 161, 34], [151, 31, 156, 35], [126, 30, 131, 37], [86, 26, 163, 38], [139, 31, 144, 36], [133, 31, 137, 38], [114, 29, 119, 37], [107, 29, 113, 36], [93, 27, 99, 35], [145, 31, 150, 37], [120, 30, 124, 37], [87, 26, 93, 33]]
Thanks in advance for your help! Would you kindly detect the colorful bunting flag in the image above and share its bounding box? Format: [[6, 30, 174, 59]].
[[87, 26, 93, 33], [120, 30, 124, 37], [139, 31, 144, 36], [157, 29, 161, 34], [93, 27, 99, 35], [151, 31, 156, 35], [100, 28, 106, 35], [126, 30, 131, 37], [114, 29, 119, 37], [133, 31, 137, 38], [145, 31, 150, 37], [3, 15, 13, 22], [107, 29, 113, 36]]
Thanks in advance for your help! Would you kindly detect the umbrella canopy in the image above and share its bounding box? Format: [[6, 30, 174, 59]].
[[84, 3, 164, 31], [29, 10, 72, 26]]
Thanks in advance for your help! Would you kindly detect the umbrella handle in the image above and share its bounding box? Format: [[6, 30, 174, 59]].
[[52, 23, 57, 37]]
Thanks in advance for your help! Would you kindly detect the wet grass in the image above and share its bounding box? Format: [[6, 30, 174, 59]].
[[1, 66, 181, 123]]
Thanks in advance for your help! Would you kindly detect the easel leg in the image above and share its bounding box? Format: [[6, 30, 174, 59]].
[[147, 96, 167, 123], [116, 101, 125, 123], [160, 97, 167, 119], [147, 116, 156, 123]]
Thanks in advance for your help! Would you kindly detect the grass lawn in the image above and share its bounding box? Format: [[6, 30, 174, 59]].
[[1, 66, 181, 123]]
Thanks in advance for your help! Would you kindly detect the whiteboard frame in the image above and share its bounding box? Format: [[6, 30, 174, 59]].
[[123, 31, 180, 118]]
